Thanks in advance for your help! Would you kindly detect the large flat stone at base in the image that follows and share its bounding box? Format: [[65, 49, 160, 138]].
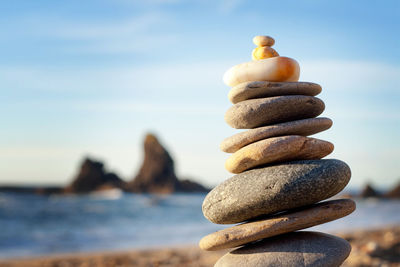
[[200, 199, 355, 251], [214, 231, 351, 267]]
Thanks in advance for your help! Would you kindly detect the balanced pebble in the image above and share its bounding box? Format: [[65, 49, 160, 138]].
[[214, 231, 351, 267], [220, 117, 332, 153], [225, 135, 334, 174], [200, 199, 355, 251], [225, 95, 325, 129], [253, 35, 275, 47], [223, 57, 300, 87], [202, 159, 351, 224], [252, 46, 279, 60], [228, 81, 322, 104]]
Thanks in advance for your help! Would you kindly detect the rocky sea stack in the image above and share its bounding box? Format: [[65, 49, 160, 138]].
[[65, 158, 125, 194], [199, 36, 355, 266], [127, 133, 208, 194], [65, 133, 208, 194]]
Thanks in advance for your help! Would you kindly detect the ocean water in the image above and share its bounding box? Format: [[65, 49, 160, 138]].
[[0, 191, 399, 258]]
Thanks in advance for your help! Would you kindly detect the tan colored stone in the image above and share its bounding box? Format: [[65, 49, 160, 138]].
[[252, 46, 279, 60], [220, 118, 332, 153], [225, 135, 333, 174], [199, 199, 355, 251], [223, 57, 300, 87], [228, 81, 321, 104], [253, 35, 275, 47], [225, 95, 325, 129]]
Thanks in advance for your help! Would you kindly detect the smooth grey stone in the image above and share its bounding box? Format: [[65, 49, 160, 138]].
[[199, 199, 356, 251], [214, 231, 351, 267], [225, 95, 325, 129], [202, 159, 351, 224], [228, 81, 322, 104]]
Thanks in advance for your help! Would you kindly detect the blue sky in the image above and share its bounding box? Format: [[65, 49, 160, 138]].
[[1, 0, 399, 189]]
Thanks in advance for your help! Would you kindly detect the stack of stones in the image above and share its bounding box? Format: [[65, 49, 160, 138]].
[[200, 36, 356, 267]]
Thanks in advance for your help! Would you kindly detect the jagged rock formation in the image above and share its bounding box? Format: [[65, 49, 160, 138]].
[[1, 134, 209, 195], [127, 133, 208, 194], [179, 178, 210, 192], [385, 181, 400, 199], [360, 183, 381, 198], [65, 158, 125, 193]]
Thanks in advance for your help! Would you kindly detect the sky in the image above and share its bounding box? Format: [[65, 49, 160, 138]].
[[1, 0, 399, 189]]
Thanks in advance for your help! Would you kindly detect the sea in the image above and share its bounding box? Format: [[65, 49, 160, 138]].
[[0, 191, 399, 259]]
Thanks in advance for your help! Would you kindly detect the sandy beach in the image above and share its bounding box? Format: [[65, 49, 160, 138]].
[[1, 226, 399, 267]]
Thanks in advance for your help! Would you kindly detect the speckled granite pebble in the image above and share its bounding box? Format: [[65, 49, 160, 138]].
[[202, 159, 351, 224], [225, 95, 325, 129]]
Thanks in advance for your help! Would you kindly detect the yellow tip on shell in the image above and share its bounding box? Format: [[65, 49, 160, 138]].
[[252, 46, 279, 60]]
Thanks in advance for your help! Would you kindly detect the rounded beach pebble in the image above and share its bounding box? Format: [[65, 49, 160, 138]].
[[220, 117, 332, 153], [253, 35, 275, 47], [252, 46, 279, 60], [202, 159, 351, 224], [214, 231, 351, 267], [225, 135, 334, 174], [228, 81, 321, 104], [225, 95, 325, 129]]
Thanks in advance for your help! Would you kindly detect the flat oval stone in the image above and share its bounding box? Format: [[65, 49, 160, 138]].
[[225, 95, 325, 129], [225, 136, 333, 174], [228, 81, 322, 104], [223, 57, 300, 87], [253, 35, 275, 47], [202, 159, 351, 224], [220, 117, 332, 153], [199, 199, 355, 251], [214, 231, 351, 267]]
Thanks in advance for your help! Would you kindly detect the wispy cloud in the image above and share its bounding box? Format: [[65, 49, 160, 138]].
[[1, 60, 234, 94], [53, 13, 169, 40], [301, 59, 400, 92], [5, 12, 179, 55], [218, 0, 244, 14], [108, 0, 182, 6], [2, 58, 398, 99], [69, 101, 225, 115]]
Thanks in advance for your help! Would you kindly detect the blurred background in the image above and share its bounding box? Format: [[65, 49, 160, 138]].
[[0, 0, 399, 266]]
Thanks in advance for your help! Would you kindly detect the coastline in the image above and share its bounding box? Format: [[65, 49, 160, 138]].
[[1, 226, 399, 267]]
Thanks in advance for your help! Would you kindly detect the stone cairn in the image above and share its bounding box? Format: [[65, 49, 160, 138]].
[[200, 36, 356, 267]]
